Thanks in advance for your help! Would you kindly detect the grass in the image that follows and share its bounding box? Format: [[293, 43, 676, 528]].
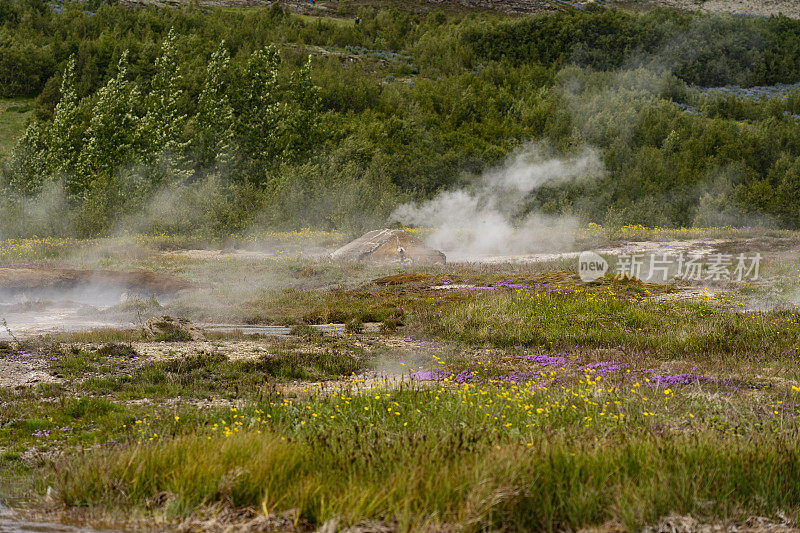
[[40, 340, 368, 400], [54, 430, 800, 531], [584, 223, 800, 243], [418, 286, 800, 364], [2, 289, 798, 528], [44, 363, 800, 529], [243, 287, 413, 325], [3, 233, 800, 529], [237, 271, 671, 326], [0, 230, 346, 264], [117, 348, 366, 398], [0, 97, 33, 162]]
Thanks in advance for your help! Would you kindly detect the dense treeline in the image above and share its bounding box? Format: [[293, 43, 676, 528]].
[[465, 10, 800, 87], [2, 1, 800, 236], [4, 1, 800, 100]]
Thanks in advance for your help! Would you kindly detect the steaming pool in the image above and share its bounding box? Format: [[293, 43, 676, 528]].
[[0, 267, 194, 339]]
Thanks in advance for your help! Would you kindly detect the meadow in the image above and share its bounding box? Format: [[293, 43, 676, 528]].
[[1, 230, 800, 531]]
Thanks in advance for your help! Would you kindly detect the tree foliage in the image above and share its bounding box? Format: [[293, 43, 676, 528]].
[[3, 4, 800, 235]]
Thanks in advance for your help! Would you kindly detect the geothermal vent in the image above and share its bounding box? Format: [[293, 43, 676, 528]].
[[0, 268, 194, 305], [331, 229, 446, 265]]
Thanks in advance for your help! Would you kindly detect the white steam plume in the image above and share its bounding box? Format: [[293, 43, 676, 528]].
[[391, 143, 603, 260]]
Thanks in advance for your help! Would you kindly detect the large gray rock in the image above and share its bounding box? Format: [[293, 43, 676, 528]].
[[331, 229, 445, 265]]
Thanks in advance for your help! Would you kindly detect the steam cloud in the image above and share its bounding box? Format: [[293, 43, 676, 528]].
[[391, 143, 603, 260]]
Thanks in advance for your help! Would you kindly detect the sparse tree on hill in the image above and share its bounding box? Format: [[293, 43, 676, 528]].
[[135, 28, 192, 187], [235, 45, 282, 177], [279, 55, 322, 163], [46, 56, 84, 179], [195, 41, 235, 170], [75, 51, 139, 200], [4, 122, 48, 195]]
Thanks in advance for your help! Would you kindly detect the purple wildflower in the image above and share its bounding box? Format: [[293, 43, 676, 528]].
[[525, 354, 567, 366]]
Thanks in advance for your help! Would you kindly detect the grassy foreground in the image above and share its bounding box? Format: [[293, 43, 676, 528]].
[[57, 431, 800, 531]]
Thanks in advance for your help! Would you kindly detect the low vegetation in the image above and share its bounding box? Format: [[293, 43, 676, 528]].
[[1, 258, 799, 529], [56, 427, 800, 531], [0, 98, 33, 161]]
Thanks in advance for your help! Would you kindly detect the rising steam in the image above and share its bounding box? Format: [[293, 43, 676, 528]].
[[391, 143, 603, 260]]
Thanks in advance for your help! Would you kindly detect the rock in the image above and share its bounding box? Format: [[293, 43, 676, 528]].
[[331, 229, 445, 265], [144, 316, 205, 341]]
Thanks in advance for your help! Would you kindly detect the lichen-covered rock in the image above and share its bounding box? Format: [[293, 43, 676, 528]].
[[331, 229, 445, 265], [145, 315, 205, 341]]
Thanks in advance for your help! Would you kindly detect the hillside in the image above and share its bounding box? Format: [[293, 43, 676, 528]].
[[642, 0, 800, 19], [3, 2, 800, 238], [119, 0, 800, 18]]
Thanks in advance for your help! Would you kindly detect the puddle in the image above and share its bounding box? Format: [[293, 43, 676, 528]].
[[0, 320, 382, 341], [202, 323, 381, 335], [0, 305, 135, 340], [0, 505, 119, 533], [0, 267, 197, 340]]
